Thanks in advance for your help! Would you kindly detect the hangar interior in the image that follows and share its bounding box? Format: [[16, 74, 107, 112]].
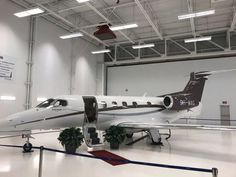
[[0, 0, 236, 177]]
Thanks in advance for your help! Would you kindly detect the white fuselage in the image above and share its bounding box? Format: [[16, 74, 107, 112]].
[[0, 95, 202, 135]]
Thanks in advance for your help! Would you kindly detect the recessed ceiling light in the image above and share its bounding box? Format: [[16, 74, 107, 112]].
[[0, 96, 16, 101], [132, 43, 155, 49], [37, 97, 47, 102], [76, 0, 90, 3], [14, 8, 44, 18], [60, 32, 83, 39], [91, 49, 111, 54], [184, 36, 212, 43], [178, 10, 215, 20], [110, 23, 138, 31]]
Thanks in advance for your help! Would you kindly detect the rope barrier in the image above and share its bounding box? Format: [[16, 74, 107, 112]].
[[0, 144, 217, 176]]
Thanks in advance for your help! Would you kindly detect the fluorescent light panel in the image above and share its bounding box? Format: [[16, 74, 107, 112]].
[[60, 32, 83, 39], [178, 10, 215, 20], [91, 49, 111, 54], [76, 0, 90, 3], [0, 96, 16, 101], [37, 97, 47, 102], [14, 8, 44, 18], [185, 36, 212, 43], [132, 43, 155, 49], [110, 23, 138, 31]]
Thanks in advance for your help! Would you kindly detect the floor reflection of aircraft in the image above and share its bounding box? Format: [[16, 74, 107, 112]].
[[0, 70, 236, 152]]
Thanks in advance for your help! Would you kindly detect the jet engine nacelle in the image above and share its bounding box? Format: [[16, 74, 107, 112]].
[[163, 95, 197, 110]]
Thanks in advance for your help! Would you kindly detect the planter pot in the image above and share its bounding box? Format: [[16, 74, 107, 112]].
[[110, 141, 119, 150], [65, 145, 77, 154]]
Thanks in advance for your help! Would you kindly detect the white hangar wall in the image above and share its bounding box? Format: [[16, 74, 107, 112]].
[[107, 58, 236, 124], [0, 0, 29, 117], [0, 0, 102, 118], [71, 40, 103, 96], [31, 18, 72, 107]]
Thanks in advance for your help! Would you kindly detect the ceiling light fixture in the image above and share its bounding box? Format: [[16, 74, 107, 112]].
[[0, 96, 16, 101], [37, 97, 47, 102], [14, 8, 44, 18], [110, 23, 138, 31], [60, 32, 83, 39], [132, 43, 155, 49], [76, 0, 90, 3], [178, 10, 215, 20], [91, 49, 111, 54], [184, 36, 212, 43]]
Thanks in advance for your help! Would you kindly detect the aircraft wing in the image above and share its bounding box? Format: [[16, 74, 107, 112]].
[[118, 122, 236, 131]]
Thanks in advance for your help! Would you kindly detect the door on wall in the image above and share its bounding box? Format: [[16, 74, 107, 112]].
[[220, 105, 230, 126], [83, 96, 98, 123]]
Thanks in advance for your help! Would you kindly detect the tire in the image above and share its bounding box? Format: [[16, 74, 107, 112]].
[[151, 137, 163, 145], [23, 143, 32, 152]]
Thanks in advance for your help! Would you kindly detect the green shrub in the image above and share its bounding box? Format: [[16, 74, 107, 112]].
[[58, 127, 84, 148]]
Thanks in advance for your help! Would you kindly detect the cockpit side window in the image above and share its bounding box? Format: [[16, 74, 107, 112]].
[[53, 99, 68, 107], [36, 99, 55, 108]]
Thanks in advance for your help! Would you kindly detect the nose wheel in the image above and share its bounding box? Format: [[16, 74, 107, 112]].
[[22, 134, 34, 153], [23, 143, 33, 152]]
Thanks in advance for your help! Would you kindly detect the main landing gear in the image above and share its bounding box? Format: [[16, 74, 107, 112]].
[[147, 129, 163, 145], [147, 129, 172, 145], [22, 134, 34, 153]]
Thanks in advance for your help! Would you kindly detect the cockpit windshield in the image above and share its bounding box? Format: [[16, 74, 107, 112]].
[[36, 99, 55, 108]]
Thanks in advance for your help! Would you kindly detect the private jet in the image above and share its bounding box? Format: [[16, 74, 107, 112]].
[[0, 70, 236, 152]]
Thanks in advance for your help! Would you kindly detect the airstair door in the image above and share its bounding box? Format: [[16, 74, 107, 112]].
[[83, 96, 98, 123], [82, 96, 103, 148]]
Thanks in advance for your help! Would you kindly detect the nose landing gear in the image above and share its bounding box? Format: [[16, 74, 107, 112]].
[[22, 134, 34, 153]]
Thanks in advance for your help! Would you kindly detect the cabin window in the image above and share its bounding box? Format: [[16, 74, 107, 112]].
[[147, 102, 152, 106], [132, 102, 138, 107], [122, 101, 128, 107], [112, 101, 118, 106], [36, 98, 55, 108], [53, 100, 68, 107], [100, 101, 107, 109]]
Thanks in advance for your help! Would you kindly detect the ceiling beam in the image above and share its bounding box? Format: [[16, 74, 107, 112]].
[[230, 9, 236, 31], [108, 27, 228, 46], [168, 39, 192, 54], [198, 34, 225, 50], [187, 0, 196, 37], [118, 46, 136, 59], [134, 0, 163, 40], [106, 50, 236, 66], [85, 2, 135, 43], [36, 3, 109, 47]]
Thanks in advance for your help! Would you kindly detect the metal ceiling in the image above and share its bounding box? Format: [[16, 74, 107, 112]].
[[10, 0, 236, 64]]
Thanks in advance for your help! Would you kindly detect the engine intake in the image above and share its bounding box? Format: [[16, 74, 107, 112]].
[[163, 95, 197, 110]]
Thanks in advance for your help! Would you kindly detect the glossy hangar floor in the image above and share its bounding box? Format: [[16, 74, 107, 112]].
[[0, 130, 235, 177]]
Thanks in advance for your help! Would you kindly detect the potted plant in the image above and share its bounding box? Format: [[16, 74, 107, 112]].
[[58, 127, 84, 154], [103, 126, 126, 149]]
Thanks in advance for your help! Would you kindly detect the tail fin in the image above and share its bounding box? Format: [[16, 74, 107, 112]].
[[183, 72, 210, 103], [162, 69, 236, 110]]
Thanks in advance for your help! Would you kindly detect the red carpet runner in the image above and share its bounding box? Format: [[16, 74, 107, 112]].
[[89, 150, 129, 166]]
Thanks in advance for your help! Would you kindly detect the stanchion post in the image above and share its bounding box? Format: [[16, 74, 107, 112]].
[[212, 168, 218, 177], [38, 146, 44, 177]]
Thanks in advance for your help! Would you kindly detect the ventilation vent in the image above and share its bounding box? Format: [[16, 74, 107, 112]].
[[94, 24, 116, 40]]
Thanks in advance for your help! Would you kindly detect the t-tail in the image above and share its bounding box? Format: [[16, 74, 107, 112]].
[[162, 71, 213, 111]]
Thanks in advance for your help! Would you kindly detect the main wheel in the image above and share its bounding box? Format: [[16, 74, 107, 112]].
[[23, 143, 32, 152], [151, 137, 163, 145]]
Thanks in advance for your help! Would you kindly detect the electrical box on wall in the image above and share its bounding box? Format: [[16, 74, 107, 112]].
[[222, 101, 228, 105]]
